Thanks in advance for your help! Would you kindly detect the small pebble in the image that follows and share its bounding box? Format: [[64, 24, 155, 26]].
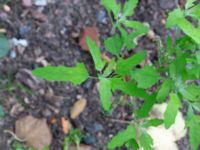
[[96, 10, 106, 23], [19, 26, 30, 36], [93, 123, 103, 132], [22, 0, 33, 7], [10, 50, 17, 58], [83, 134, 96, 145], [11, 38, 28, 47], [34, 0, 47, 6], [3, 5, 11, 12], [0, 12, 8, 21]]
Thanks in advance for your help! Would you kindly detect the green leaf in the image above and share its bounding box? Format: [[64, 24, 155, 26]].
[[32, 63, 89, 85], [192, 102, 200, 112], [116, 51, 146, 75], [131, 65, 160, 89], [103, 58, 115, 77], [139, 129, 153, 150], [136, 93, 157, 118], [0, 34, 9, 58], [108, 125, 137, 149], [123, 0, 138, 17], [179, 84, 200, 102], [126, 139, 139, 150], [86, 37, 106, 71], [99, 77, 112, 111], [101, 0, 120, 19], [164, 93, 181, 129], [123, 20, 149, 38], [166, 34, 173, 55], [186, 107, 200, 150], [196, 51, 200, 64], [111, 78, 149, 99], [156, 78, 173, 103], [117, 25, 137, 50], [142, 119, 163, 128], [63, 137, 70, 150], [104, 34, 123, 56], [0, 105, 5, 118], [185, 0, 196, 9], [166, 8, 200, 44], [186, 4, 200, 20]]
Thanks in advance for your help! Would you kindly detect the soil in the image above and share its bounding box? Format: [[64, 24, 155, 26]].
[[0, 0, 191, 150]]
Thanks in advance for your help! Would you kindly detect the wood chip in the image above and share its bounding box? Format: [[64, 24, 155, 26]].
[[61, 117, 72, 134], [70, 98, 87, 119], [69, 144, 93, 150]]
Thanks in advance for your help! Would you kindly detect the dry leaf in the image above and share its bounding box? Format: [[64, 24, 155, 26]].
[[79, 27, 100, 51], [144, 103, 187, 150], [70, 98, 87, 119], [61, 117, 72, 134], [15, 116, 52, 150]]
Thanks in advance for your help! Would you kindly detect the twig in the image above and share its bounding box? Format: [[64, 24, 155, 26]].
[[109, 118, 135, 125], [4, 130, 26, 142]]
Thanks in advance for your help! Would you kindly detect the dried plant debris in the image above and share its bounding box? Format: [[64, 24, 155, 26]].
[[15, 116, 52, 150]]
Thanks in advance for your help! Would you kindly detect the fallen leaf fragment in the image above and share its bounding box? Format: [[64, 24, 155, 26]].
[[61, 117, 72, 134], [15, 116, 52, 150], [70, 98, 87, 119], [79, 27, 100, 51], [144, 103, 187, 150], [69, 144, 93, 150]]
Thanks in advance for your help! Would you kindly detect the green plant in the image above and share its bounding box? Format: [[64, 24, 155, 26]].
[[63, 129, 82, 150], [32, 0, 200, 149], [0, 33, 9, 58], [0, 104, 4, 118]]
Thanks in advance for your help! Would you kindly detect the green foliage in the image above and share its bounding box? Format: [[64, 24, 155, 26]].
[[107, 125, 137, 149], [116, 51, 146, 75], [86, 37, 106, 71], [139, 129, 153, 150], [31, 0, 200, 149], [32, 63, 89, 85], [99, 77, 112, 111], [0, 34, 9, 58], [0, 105, 4, 118], [104, 34, 123, 56], [131, 65, 160, 89], [63, 129, 82, 150], [186, 106, 200, 150], [141, 119, 163, 128], [164, 93, 181, 128], [156, 78, 173, 103]]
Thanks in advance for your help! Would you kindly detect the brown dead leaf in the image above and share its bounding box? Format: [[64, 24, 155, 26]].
[[70, 98, 87, 119], [69, 144, 93, 150], [61, 117, 72, 134], [15, 116, 52, 150], [79, 27, 100, 51]]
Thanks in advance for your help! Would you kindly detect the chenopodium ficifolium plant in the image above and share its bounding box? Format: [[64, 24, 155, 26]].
[[32, 0, 200, 149]]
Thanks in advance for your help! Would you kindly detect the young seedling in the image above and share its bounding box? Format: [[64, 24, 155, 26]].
[[32, 0, 200, 149]]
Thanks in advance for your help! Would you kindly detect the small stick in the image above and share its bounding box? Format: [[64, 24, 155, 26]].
[[4, 129, 26, 142]]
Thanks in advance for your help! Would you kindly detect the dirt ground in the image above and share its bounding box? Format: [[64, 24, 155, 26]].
[[0, 0, 191, 149]]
